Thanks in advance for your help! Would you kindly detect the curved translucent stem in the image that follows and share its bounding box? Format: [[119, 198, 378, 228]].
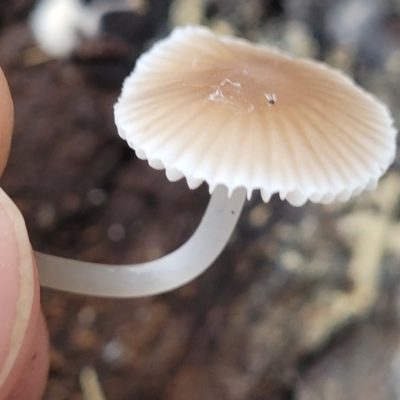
[[35, 185, 247, 298]]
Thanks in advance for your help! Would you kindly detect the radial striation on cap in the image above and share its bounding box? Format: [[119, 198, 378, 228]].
[[114, 26, 397, 206]]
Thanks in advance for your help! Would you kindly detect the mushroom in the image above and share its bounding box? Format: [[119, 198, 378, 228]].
[[35, 26, 397, 298], [30, 0, 142, 58]]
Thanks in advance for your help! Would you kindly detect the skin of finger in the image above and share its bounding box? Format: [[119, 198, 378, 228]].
[[0, 68, 49, 399], [0, 191, 49, 400], [5, 303, 49, 400], [1, 265, 48, 400], [0, 67, 13, 176]]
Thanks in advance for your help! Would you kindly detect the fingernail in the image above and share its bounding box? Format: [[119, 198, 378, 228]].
[[0, 188, 35, 398]]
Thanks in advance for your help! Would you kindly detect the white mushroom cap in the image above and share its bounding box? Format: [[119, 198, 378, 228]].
[[114, 26, 397, 206], [30, 0, 140, 58], [30, 0, 84, 58]]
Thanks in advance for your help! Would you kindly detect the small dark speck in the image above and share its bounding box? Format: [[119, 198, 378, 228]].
[[265, 93, 277, 105], [31, 352, 38, 361], [231, 211, 235, 215]]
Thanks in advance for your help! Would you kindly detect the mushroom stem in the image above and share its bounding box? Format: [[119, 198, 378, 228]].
[[35, 185, 247, 297]]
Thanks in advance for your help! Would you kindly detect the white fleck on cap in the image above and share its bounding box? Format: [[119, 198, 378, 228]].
[[114, 26, 397, 206]]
